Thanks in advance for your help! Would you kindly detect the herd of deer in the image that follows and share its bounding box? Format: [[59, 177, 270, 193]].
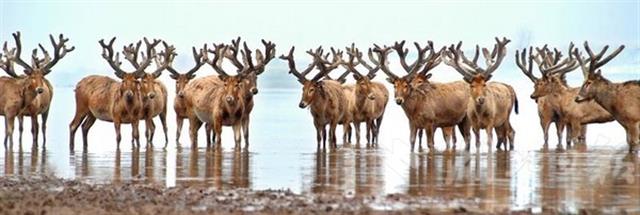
[[0, 32, 638, 152]]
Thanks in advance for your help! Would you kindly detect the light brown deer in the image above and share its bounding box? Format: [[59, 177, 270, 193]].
[[374, 41, 471, 151], [121, 41, 175, 146], [516, 44, 613, 146], [280, 46, 349, 148], [165, 45, 206, 145], [342, 43, 389, 146], [69, 37, 164, 150], [573, 42, 638, 152], [0, 40, 42, 147], [443, 38, 518, 150], [410, 75, 458, 148], [4, 32, 73, 147]]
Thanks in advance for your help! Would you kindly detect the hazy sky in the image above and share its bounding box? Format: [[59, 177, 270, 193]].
[[1, 0, 638, 86]]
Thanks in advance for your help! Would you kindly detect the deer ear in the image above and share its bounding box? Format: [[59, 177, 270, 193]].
[[169, 73, 179, 80], [187, 74, 196, 79], [425, 73, 432, 80], [463, 77, 472, 83], [152, 70, 162, 79], [352, 74, 362, 81]]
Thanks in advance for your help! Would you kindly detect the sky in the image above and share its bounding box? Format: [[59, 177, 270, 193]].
[[1, 0, 638, 87]]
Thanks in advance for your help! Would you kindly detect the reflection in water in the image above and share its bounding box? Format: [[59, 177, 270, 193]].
[[305, 147, 384, 196]]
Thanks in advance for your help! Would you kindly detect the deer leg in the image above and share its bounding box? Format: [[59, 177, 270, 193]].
[[342, 123, 350, 145], [625, 122, 639, 152], [144, 118, 154, 145], [205, 123, 213, 148], [41, 110, 49, 147], [329, 122, 338, 148], [508, 122, 515, 150], [365, 120, 372, 144], [486, 125, 494, 150], [214, 121, 223, 148], [322, 126, 327, 149], [132, 120, 141, 148], [114, 120, 122, 150], [30, 114, 39, 147], [5, 115, 15, 148], [242, 117, 250, 148], [315, 124, 322, 149], [458, 118, 471, 151], [69, 107, 88, 150], [569, 121, 582, 145], [188, 117, 202, 148], [409, 124, 417, 152], [473, 126, 481, 149], [354, 121, 361, 146], [565, 123, 573, 146], [233, 123, 242, 148], [176, 117, 184, 144], [579, 126, 587, 143], [555, 121, 565, 147], [540, 116, 551, 145], [442, 127, 452, 149], [417, 129, 423, 148], [81, 115, 96, 150], [375, 115, 383, 145], [426, 125, 435, 150], [17, 115, 23, 145], [160, 109, 169, 145]]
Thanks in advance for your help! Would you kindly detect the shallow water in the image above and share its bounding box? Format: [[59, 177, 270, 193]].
[[1, 87, 639, 212]]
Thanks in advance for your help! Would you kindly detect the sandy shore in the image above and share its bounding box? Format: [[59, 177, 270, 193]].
[[0, 175, 583, 214]]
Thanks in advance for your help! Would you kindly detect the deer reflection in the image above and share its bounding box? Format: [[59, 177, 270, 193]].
[[4, 148, 13, 175], [173, 147, 250, 189], [310, 148, 384, 196], [144, 146, 155, 183], [407, 151, 512, 212]]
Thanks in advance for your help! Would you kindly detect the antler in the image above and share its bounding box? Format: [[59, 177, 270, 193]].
[[279, 46, 318, 83], [40, 33, 74, 74], [7, 31, 34, 73], [249, 39, 276, 75], [0, 42, 18, 78], [371, 44, 397, 80], [391, 41, 429, 77], [515, 47, 537, 82], [344, 43, 381, 79], [572, 41, 625, 76], [204, 43, 231, 77], [120, 38, 162, 77], [417, 41, 444, 76], [99, 37, 160, 79], [444, 37, 510, 81], [99, 37, 127, 78], [151, 41, 177, 77]]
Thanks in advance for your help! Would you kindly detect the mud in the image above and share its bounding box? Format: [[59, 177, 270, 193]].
[[0, 175, 551, 215]]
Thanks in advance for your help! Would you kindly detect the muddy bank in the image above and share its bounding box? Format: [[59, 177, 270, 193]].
[[0, 175, 593, 214]]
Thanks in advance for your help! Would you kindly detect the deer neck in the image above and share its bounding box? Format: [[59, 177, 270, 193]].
[[591, 82, 619, 113]]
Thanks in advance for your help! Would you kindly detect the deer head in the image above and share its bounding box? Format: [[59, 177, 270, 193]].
[[343, 43, 382, 100], [203, 40, 247, 107], [162, 43, 205, 98], [573, 42, 624, 102], [280, 46, 342, 108], [122, 40, 174, 100], [3, 31, 74, 97], [373, 41, 443, 105], [516, 43, 579, 99], [218, 37, 276, 97], [443, 37, 510, 106], [99, 37, 160, 103]]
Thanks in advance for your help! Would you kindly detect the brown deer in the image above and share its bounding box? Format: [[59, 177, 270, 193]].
[[409, 74, 458, 148], [165, 45, 206, 145], [0, 40, 42, 147], [516, 44, 613, 146], [342, 43, 389, 146], [573, 42, 638, 152], [443, 38, 518, 150], [121, 41, 175, 146], [374, 41, 471, 151], [4, 32, 73, 147], [69, 37, 164, 150], [280, 46, 349, 148]]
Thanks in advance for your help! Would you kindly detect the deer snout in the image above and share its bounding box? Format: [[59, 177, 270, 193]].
[[395, 98, 404, 105], [147, 92, 156, 99], [226, 95, 235, 104], [251, 88, 258, 95], [477, 97, 485, 105], [299, 101, 308, 108], [36, 87, 44, 94], [177, 91, 185, 98], [125, 91, 134, 102], [530, 94, 538, 99]]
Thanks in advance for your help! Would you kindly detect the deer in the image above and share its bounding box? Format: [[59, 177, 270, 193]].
[[280, 46, 349, 148], [0, 39, 42, 147], [516, 44, 613, 146], [69, 37, 166, 150], [572, 42, 638, 152], [3, 32, 73, 147], [341, 43, 389, 146], [409, 74, 458, 148], [374, 41, 472, 151], [443, 37, 518, 150], [121, 41, 175, 146], [164, 45, 206, 146]]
